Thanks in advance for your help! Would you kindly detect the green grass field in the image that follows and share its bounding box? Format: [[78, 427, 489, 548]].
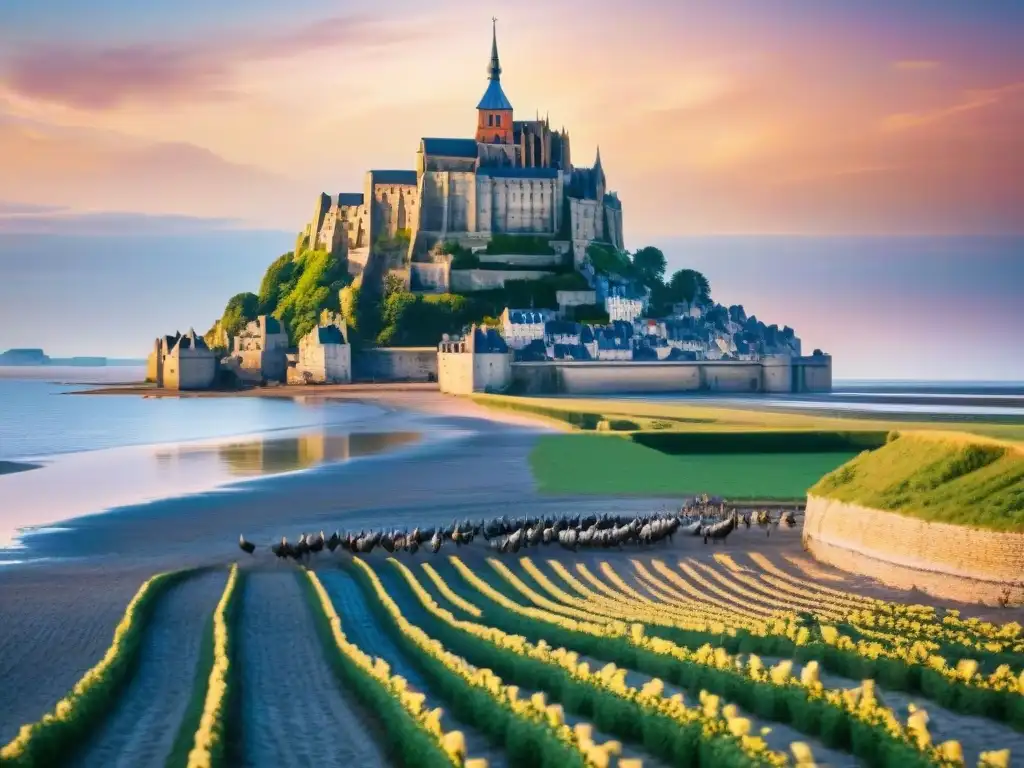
[[529, 434, 857, 499], [811, 431, 1024, 531]]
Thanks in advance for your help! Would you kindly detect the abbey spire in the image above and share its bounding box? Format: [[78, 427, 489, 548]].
[[487, 17, 502, 81], [475, 18, 514, 143]]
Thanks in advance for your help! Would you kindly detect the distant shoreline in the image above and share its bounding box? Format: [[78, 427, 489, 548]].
[[73, 381, 441, 399]]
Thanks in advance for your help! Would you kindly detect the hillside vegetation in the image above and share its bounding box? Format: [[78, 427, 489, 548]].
[[206, 249, 349, 349], [810, 432, 1024, 532]]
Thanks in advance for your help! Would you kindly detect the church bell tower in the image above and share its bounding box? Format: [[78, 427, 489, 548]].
[[475, 19, 514, 144]]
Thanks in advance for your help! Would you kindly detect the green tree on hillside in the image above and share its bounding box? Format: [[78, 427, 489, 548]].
[[206, 292, 260, 352], [258, 253, 296, 314], [273, 249, 349, 342], [632, 246, 667, 287], [667, 268, 711, 305]]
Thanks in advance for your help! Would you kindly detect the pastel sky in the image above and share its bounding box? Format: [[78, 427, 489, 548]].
[[0, 1, 1022, 379], [2, 0, 1022, 234]]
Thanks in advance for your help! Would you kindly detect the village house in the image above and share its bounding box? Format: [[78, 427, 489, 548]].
[[147, 329, 217, 390], [605, 295, 644, 323], [291, 322, 351, 384], [501, 309, 552, 349], [232, 315, 289, 383], [544, 319, 581, 347]]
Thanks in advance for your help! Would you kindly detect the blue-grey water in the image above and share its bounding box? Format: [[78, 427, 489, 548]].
[[0, 369, 436, 551]]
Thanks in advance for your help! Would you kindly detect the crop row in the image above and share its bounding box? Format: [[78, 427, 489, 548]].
[[487, 555, 1024, 720], [357, 557, 828, 767], [352, 558, 626, 767], [0, 568, 196, 767], [183, 563, 241, 768], [438, 555, 1009, 767], [303, 568, 484, 767]]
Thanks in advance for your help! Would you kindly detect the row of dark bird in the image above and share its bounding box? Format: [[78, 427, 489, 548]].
[[238, 506, 799, 560]]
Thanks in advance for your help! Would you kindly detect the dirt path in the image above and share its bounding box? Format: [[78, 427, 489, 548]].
[[237, 568, 388, 768], [319, 569, 505, 767], [69, 568, 227, 768]]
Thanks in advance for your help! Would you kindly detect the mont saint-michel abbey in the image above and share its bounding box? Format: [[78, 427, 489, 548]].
[[304, 22, 623, 286]]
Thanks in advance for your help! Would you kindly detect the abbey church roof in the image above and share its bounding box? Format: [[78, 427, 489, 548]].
[[369, 170, 418, 185], [422, 138, 479, 158], [478, 80, 513, 111], [477, 167, 559, 179]]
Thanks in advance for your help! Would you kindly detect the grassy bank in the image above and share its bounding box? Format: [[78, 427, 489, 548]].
[[471, 394, 1024, 443], [810, 431, 1024, 532], [530, 434, 856, 499]]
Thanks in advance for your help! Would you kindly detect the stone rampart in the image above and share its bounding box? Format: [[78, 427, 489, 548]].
[[510, 360, 764, 395], [803, 494, 1024, 606], [450, 269, 555, 292], [354, 347, 438, 382], [477, 252, 563, 267]]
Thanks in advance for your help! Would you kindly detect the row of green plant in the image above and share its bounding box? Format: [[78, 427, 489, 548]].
[[299, 571, 457, 768], [181, 564, 242, 768], [0, 568, 199, 767], [362, 561, 779, 768], [429, 560, 966, 766], [478, 559, 1024, 730], [346, 564, 591, 767]]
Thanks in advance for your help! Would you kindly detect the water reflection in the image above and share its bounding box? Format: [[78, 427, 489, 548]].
[[158, 430, 422, 477]]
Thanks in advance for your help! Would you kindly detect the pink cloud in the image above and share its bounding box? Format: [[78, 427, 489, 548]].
[[0, 15, 423, 110]]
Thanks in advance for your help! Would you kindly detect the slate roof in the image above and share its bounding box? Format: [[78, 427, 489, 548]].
[[370, 170, 418, 186], [173, 329, 209, 351], [597, 336, 629, 351], [473, 326, 508, 353], [316, 325, 346, 345], [603, 193, 622, 211], [545, 320, 580, 336], [476, 167, 560, 179], [422, 138, 479, 158], [508, 310, 546, 324], [477, 79, 513, 111], [336, 193, 364, 207], [516, 339, 548, 361]]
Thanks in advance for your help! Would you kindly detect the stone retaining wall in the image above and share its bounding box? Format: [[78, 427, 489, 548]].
[[803, 494, 1024, 606]]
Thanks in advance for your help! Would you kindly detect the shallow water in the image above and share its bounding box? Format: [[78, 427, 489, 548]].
[[0, 373, 433, 548]]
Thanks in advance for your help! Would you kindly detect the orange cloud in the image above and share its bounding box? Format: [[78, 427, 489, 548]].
[[882, 81, 1024, 131], [0, 15, 424, 110]]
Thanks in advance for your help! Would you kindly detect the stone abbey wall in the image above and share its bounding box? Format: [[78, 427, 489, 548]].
[[803, 495, 1024, 606]]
